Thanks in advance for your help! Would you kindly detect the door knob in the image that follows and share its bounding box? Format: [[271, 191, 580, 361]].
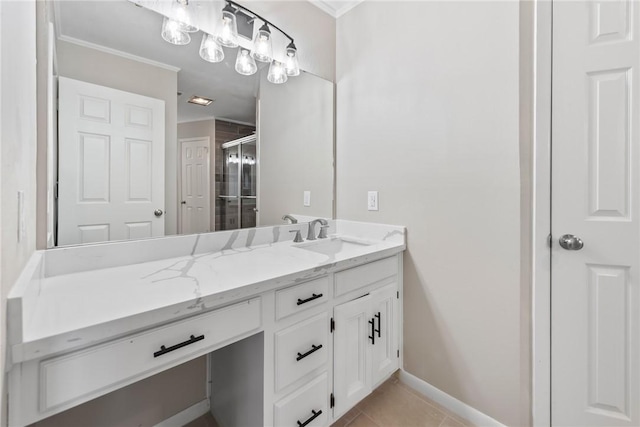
[[559, 234, 583, 250], [181, 201, 186, 205], [154, 209, 164, 217]]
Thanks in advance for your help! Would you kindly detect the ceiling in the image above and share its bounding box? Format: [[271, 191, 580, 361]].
[[56, 0, 264, 124]]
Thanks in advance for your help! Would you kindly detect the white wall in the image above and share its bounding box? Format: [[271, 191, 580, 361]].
[[336, 2, 523, 425], [0, 1, 38, 425]]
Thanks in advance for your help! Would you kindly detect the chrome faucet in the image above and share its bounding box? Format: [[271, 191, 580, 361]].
[[282, 214, 298, 224], [307, 219, 329, 240]]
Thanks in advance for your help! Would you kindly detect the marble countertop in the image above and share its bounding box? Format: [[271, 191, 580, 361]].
[[8, 220, 405, 364]]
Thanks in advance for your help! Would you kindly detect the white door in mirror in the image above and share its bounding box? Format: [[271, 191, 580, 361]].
[[57, 77, 165, 245]]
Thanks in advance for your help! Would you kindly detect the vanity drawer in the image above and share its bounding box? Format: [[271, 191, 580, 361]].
[[275, 276, 329, 320], [274, 373, 328, 427], [275, 312, 328, 391], [334, 256, 397, 297], [39, 297, 261, 412]]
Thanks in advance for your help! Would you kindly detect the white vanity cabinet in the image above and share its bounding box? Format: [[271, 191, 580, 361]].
[[332, 283, 399, 418], [8, 230, 404, 427]]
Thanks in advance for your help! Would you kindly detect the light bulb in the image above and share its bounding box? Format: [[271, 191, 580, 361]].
[[285, 42, 300, 76], [161, 17, 191, 45], [267, 60, 288, 84], [216, 4, 239, 48], [251, 23, 273, 63], [199, 34, 224, 63], [235, 49, 257, 76], [172, 0, 198, 32]]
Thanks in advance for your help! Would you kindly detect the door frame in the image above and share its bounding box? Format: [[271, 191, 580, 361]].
[[178, 136, 211, 235], [531, 1, 552, 426]]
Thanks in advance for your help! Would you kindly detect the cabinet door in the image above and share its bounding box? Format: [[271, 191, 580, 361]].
[[333, 294, 372, 418], [370, 283, 399, 386]]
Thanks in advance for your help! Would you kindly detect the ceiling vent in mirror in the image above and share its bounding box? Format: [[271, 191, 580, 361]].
[[188, 96, 214, 106]]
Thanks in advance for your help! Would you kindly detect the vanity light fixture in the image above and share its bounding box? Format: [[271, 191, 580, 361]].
[[251, 23, 273, 63], [267, 60, 287, 84], [161, 17, 191, 45], [158, 0, 299, 84], [221, 0, 299, 84], [188, 95, 214, 106], [199, 33, 224, 63], [284, 42, 300, 77]]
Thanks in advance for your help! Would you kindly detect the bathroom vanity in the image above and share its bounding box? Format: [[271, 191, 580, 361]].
[[7, 220, 405, 426]]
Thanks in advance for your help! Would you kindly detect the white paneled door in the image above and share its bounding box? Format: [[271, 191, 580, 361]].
[[58, 77, 165, 246], [552, 1, 639, 425], [180, 137, 211, 234]]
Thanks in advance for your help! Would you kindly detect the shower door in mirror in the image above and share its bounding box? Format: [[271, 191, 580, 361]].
[[219, 135, 257, 230], [57, 77, 165, 246]]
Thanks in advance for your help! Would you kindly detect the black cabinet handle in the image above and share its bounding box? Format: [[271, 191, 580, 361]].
[[297, 409, 322, 427], [297, 293, 323, 306], [153, 334, 204, 358], [375, 312, 381, 338], [296, 344, 323, 361], [368, 318, 375, 345]]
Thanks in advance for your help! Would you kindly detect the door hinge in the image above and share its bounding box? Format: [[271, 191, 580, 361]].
[[547, 233, 553, 248], [330, 393, 335, 408], [397, 349, 400, 358], [54, 182, 59, 200], [330, 317, 335, 333], [397, 291, 399, 299]]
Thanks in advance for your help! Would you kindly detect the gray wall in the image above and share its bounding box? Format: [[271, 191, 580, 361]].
[[258, 71, 334, 226], [336, 2, 524, 425], [0, 1, 38, 425], [56, 40, 179, 236]]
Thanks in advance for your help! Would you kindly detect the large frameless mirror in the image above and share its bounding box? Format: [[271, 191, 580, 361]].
[[41, 0, 334, 247]]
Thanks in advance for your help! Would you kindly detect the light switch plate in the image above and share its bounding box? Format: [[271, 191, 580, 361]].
[[368, 191, 379, 211], [303, 191, 311, 207]]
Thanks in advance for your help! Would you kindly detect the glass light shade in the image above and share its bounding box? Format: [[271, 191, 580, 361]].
[[267, 60, 288, 84], [235, 49, 258, 76], [216, 6, 239, 48], [251, 24, 273, 63], [171, 0, 199, 32], [285, 47, 300, 76], [199, 34, 224, 63], [161, 17, 191, 45]]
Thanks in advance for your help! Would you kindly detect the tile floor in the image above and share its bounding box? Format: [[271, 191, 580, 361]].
[[186, 374, 473, 427]]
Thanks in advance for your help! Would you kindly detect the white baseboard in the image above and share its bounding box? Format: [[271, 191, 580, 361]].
[[154, 398, 210, 427], [398, 370, 506, 427]]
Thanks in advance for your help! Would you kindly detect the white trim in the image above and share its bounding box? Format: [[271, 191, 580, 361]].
[[398, 370, 506, 427], [308, 0, 364, 18], [177, 116, 217, 125], [153, 398, 210, 427], [57, 35, 181, 73], [532, 0, 552, 426]]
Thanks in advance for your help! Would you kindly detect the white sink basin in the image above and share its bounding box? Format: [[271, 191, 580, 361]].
[[295, 236, 373, 256]]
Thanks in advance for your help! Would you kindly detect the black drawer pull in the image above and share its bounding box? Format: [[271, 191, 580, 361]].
[[369, 318, 375, 345], [297, 409, 322, 427], [375, 312, 381, 338], [296, 344, 323, 361], [297, 293, 323, 306], [153, 334, 204, 358]]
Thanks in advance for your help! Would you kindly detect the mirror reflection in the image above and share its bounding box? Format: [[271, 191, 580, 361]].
[[47, 0, 334, 247]]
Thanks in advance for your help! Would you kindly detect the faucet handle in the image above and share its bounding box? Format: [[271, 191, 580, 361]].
[[318, 225, 329, 239], [289, 230, 303, 243]]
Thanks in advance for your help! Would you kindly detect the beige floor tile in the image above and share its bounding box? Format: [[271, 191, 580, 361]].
[[332, 407, 363, 427], [439, 415, 467, 427], [396, 381, 473, 427], [346, 413, 381, 427], [356, 379, 447, 427], [183, 412, 220, 427]]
